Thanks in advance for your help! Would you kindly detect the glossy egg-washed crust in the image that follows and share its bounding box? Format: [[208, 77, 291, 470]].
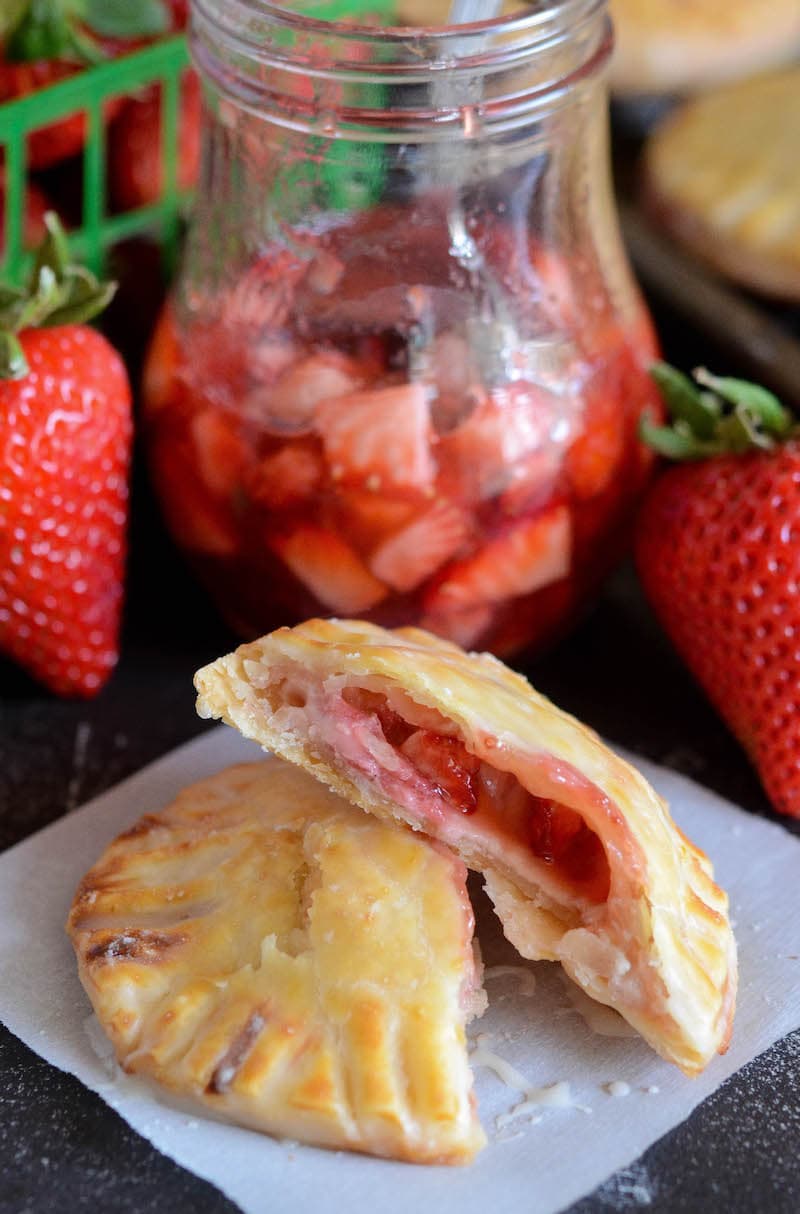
[[644, 68, 800, 302], [67, 760, 486, 1164], [609, 0, 800, 95], [195, 619, 737, 1077]]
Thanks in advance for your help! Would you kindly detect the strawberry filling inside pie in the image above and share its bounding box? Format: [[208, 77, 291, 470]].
[[264, 674, 611, 905]]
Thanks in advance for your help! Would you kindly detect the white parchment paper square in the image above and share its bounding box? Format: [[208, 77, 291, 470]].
[[1, 726, 799, 1214]]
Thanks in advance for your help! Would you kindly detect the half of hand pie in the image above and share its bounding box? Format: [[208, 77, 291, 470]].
[[195, 619, 737, 1077], [67, 759, 487, 1164]]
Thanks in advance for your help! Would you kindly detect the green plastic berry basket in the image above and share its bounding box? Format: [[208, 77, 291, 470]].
[[0, 2, 401, 289], [0, 35, 193, 286]]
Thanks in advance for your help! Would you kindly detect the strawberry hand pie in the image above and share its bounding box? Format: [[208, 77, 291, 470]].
[[68, 760, 486, 1164], [196, 618, 737, 1077]]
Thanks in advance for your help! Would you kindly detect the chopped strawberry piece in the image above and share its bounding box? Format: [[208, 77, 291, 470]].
[[269, 525, 387, 613], [369, 500, 470, 593], [426, 506, 572, 611], [247, 442, 323, 511], [498, 449, 564, 519], [533, 245, 577, 330], [421, 604, 494, 652], [352, 335, 389, 380], [566, 386, 625, 499], [426, 333, 482, 433], [167, 486, 241, 557], [222, 251, 308, 332], [142, 306, 180, 415], [437, 384, 571, 503], [400, 730, 481, 814], [249, 337, 299, 386], [305, 250, 345, 295], [334, 490, 418, 553], [260, 351, 365, 435], [316, 383, 435, 493], [190, 409, 252, 499], [149, 436, 239, 556]]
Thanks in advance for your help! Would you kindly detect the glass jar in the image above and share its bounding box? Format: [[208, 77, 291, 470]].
[[143, 0, 661, 656]]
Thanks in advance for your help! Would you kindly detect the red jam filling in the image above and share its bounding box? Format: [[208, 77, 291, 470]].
[[400, 730, 481, 816], [527, 797, 610, 899], [338, 686, 610, 902], [144, 203, 661, 657]]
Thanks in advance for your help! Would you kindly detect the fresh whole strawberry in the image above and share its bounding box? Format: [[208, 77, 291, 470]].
[[110, 68, 201, 211], [0, 214, 132, 697], [636, 363, 800, 817], [0, 0, 183, 170]]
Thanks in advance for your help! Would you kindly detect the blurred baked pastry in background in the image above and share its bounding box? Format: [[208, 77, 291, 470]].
[[643, 67, 800, 300], [609, 0, 800, 96]]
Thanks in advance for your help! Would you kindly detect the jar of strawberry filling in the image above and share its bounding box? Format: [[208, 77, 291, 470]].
[[143, 0, 661, 655]]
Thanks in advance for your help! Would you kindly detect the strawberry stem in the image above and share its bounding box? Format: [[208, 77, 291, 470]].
[[693, 369, 793, 438], [641, 363, 797, 460], [5, 0, 100, 65], [0, 213, 117, 380], [0, 332, 28, 379]]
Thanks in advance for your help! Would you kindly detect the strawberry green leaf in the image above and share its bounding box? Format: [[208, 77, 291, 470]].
[[29, 211, 71, 286], [5, 0, 105, 63], [0, 214, 117, 337], [644, 363, 799, 461], [0, 286, 27, 329], [639, 417, 719, 461], [0, 0, 29, 40], [17, 265, 68, 329], [716, 408, 777, 454], [650, 362, 719, 439], [694, 368, 793, 438], [45, 270, 117, 326], [6, 0, 75, 61], [2, 0, 164, 62], [82, 0, 170, 39]]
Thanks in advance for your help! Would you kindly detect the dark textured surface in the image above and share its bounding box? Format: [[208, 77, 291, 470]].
[[3, 292, 800, 1210], [4, 522, 800, 1211], [571, 1028, 800, 1214], [0, 1028, 240, 1214]]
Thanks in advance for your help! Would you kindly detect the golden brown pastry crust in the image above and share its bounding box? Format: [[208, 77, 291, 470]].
[[196, 619, 737, 1077], [67, 759, 486, 1164], [610, 0, 800, 95], [643, 68, 800, 301]]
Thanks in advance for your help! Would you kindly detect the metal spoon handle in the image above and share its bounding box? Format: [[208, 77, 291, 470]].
[[448, 0, 502, 24]]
